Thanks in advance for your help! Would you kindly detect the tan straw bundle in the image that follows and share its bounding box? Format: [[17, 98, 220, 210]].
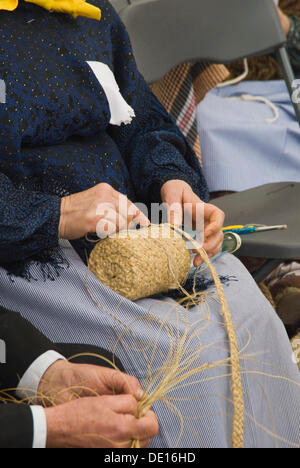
[[89, 224, 191, 301]]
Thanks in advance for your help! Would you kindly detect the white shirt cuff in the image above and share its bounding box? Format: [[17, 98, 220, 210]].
[[30, 406, 47, 448], [16, 350, 66, 403]]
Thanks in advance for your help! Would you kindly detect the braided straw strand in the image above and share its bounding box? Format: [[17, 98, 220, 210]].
[[172, 226, 244, 448]]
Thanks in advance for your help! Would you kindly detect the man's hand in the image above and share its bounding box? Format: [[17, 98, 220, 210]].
[[59, 183, 150, 240], [161, 180, 225, 266], [45, 395, 159, 448], [38, 360, 144, 406]]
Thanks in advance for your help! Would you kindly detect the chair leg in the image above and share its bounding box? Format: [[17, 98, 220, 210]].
[[252, 258, 284, 283], [276, 46, 300, 126]]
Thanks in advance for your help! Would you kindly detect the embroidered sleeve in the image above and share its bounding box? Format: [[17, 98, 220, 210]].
[[0, 172, 61, 266]]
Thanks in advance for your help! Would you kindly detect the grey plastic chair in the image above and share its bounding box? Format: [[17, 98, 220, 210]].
[[213, 183, 300, 282], [111, 0, 300, 281], [114, 0, 300, 123]]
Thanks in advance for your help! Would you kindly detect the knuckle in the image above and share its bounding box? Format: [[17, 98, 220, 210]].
[[96, 182, 112, 196], [118, 415, 133, 439], [126, 394, 138, 411]]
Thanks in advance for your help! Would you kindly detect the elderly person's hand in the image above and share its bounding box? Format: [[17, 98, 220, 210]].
[[161, 180, 225, 267], [38, 359, 159, 448], [59, 183, 150, 240], [277, 7, 291, 36], [37, 360, 144, 406], [45, 395, 159, 448]]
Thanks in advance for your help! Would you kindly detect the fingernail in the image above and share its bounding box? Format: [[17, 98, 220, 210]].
[[137, 389, 144, 400], [141, 408, 148, 417]]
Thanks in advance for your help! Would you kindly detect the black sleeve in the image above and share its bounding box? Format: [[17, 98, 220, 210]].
[[0, 172, 61, 266], [0, 403, 33, 448], [0, 307, 125, 391], [0, 307, 60, 390]]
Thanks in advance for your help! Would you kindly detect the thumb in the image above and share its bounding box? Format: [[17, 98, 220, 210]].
[[105, 371, 144, 400], [101, 394, 138, 415]]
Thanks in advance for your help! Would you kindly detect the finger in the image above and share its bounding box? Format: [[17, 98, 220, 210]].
[[194, 231, 224, 266], [95, 202, 119, 238], [169, 201, 183, 227], [203, 231, 224, 258], [194, 254, 204, 268], [182, 190, 205, 233], [106, 372, 144, 399], [162, 190, 183, 226], [131, 210, 151, 228], [133, 410, 159, 440], [204, 205, 225, 238], [100, 394, 138, 415], [117, 195, 150, 228], [96, 218, 118, 238]]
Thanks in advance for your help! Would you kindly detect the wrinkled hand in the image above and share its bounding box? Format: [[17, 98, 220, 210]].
[[45, 395, 159, 448], [59, 183, 150, 240], [38, 360, 144, 406], [161, 180, 225, 266]]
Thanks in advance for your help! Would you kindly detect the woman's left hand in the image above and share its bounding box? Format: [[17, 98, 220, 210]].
[[161, 180, 225, 266]]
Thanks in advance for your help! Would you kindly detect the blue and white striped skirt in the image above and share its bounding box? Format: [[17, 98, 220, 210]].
[[0, 241, 299, 448]]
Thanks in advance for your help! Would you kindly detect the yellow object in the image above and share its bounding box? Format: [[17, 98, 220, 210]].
[[0, 0, 101, 20], [223, 225, 254, 231], [0, 0, 18, 10]]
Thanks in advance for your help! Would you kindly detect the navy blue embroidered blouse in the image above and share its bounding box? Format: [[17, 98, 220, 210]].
[[0, 0, 209, 277]]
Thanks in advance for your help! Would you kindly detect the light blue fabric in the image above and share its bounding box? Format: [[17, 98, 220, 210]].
[[0, 241, 299, 448], [197, 80, 300, 192]]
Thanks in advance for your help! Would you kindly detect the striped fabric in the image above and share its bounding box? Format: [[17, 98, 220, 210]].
[[0, 241, 299, 447], [151, 62, 229, 165]]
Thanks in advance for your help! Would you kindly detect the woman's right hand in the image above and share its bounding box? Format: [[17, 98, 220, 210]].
[[59, 183, 150, 240]]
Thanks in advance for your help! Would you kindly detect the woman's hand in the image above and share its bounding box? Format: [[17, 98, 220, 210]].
[[59, 183, 150, 240], [161, 180, 225, 266]]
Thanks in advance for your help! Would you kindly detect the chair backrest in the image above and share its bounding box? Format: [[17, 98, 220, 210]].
[[117, 0, 286, 83], [109, 0, 129, 13]]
